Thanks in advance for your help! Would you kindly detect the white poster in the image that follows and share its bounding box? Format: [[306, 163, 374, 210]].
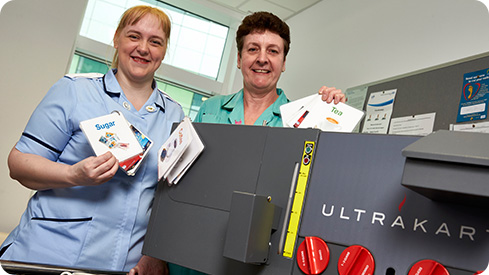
[[362, 89, 397, 134], [451, 121, 489, 133], [389, 113, 436, 136]]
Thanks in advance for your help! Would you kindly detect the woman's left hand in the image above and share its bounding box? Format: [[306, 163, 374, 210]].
[[128, 255, 168, 275], [318, 86, 347, 104]]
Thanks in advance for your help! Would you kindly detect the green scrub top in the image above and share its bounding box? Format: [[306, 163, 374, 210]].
[[194, 88, 289, 127]]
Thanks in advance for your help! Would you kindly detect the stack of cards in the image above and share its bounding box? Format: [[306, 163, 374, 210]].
[[80, 111, 153, 176], [280, 94, 365, 132], [158, 117, 205, 185], [123, 124, 153, 175]]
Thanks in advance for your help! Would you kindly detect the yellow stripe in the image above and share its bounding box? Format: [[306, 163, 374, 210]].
[[283, 141, 315, 258]]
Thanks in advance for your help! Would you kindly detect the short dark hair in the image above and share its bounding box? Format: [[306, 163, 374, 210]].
[[236, 12, 290, 58]]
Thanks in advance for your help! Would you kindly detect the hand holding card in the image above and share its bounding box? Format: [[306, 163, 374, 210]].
[[280, 94, 364, 132], [80, 111, 153, 176]]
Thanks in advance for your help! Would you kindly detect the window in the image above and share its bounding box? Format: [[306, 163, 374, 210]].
[[69, 54, 109, 75], [69, 53, 208, 121], [80, 0, 229, 80], [156, 81, 208, 119], [74, 0, 238, 119]]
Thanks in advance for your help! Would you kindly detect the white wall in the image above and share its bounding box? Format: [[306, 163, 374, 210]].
[[0, 0, 87, 233], [280, 0, 489, 100]]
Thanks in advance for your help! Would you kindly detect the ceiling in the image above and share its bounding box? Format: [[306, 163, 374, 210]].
[[205, 0, 322, 20]]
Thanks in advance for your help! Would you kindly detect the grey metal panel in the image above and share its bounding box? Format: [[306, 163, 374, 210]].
[[144, 125, 486, 275], [223, 192, 276, 264], [401, 130, 489, 207], [299, 132, 489, 274], [402, 158, 489, 207], [167, 123, 268, 212], [254, 127, 320, 274], [401, 130, 489, 166], [143, 123, 320, 275]]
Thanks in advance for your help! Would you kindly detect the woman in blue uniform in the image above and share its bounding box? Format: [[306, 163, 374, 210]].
[[0, 5, 182, 274]]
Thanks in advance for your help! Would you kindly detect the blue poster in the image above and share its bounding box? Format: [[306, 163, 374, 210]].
[[457, 68, 489, 122]]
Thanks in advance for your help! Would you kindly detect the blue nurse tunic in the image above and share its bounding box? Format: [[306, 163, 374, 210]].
[[0, 69, 184, 271]]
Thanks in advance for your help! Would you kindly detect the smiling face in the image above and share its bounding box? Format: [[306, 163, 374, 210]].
[[238, 30, 286, 95], [113, 14, 167, 85]]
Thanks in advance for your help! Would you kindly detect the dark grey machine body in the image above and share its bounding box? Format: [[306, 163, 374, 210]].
[[144, 123, 319, 274], [143, 123, 488, 274]]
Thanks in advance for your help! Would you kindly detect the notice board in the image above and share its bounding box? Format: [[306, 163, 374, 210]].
[[347, 51, 489, 132]]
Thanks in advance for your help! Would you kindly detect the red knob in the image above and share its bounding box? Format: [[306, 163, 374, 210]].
[[408, 259, 449, 275], [296, 236, 330, 274], [337, 245, 375, 275]]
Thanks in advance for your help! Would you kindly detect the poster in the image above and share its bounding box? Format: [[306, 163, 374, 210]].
[[389, 113, 436, 136], [457, 67, 489, 122], [345, 86, 368, 133], [451, 121, 489, 133], [362, 89, 397, 134], [344, 86, 368, 111]]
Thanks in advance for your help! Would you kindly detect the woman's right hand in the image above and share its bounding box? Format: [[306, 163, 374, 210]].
[[69, 151, 119, 186]]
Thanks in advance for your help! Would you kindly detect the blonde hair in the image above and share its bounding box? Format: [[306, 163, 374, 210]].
[[112, 5, 171, 68]]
